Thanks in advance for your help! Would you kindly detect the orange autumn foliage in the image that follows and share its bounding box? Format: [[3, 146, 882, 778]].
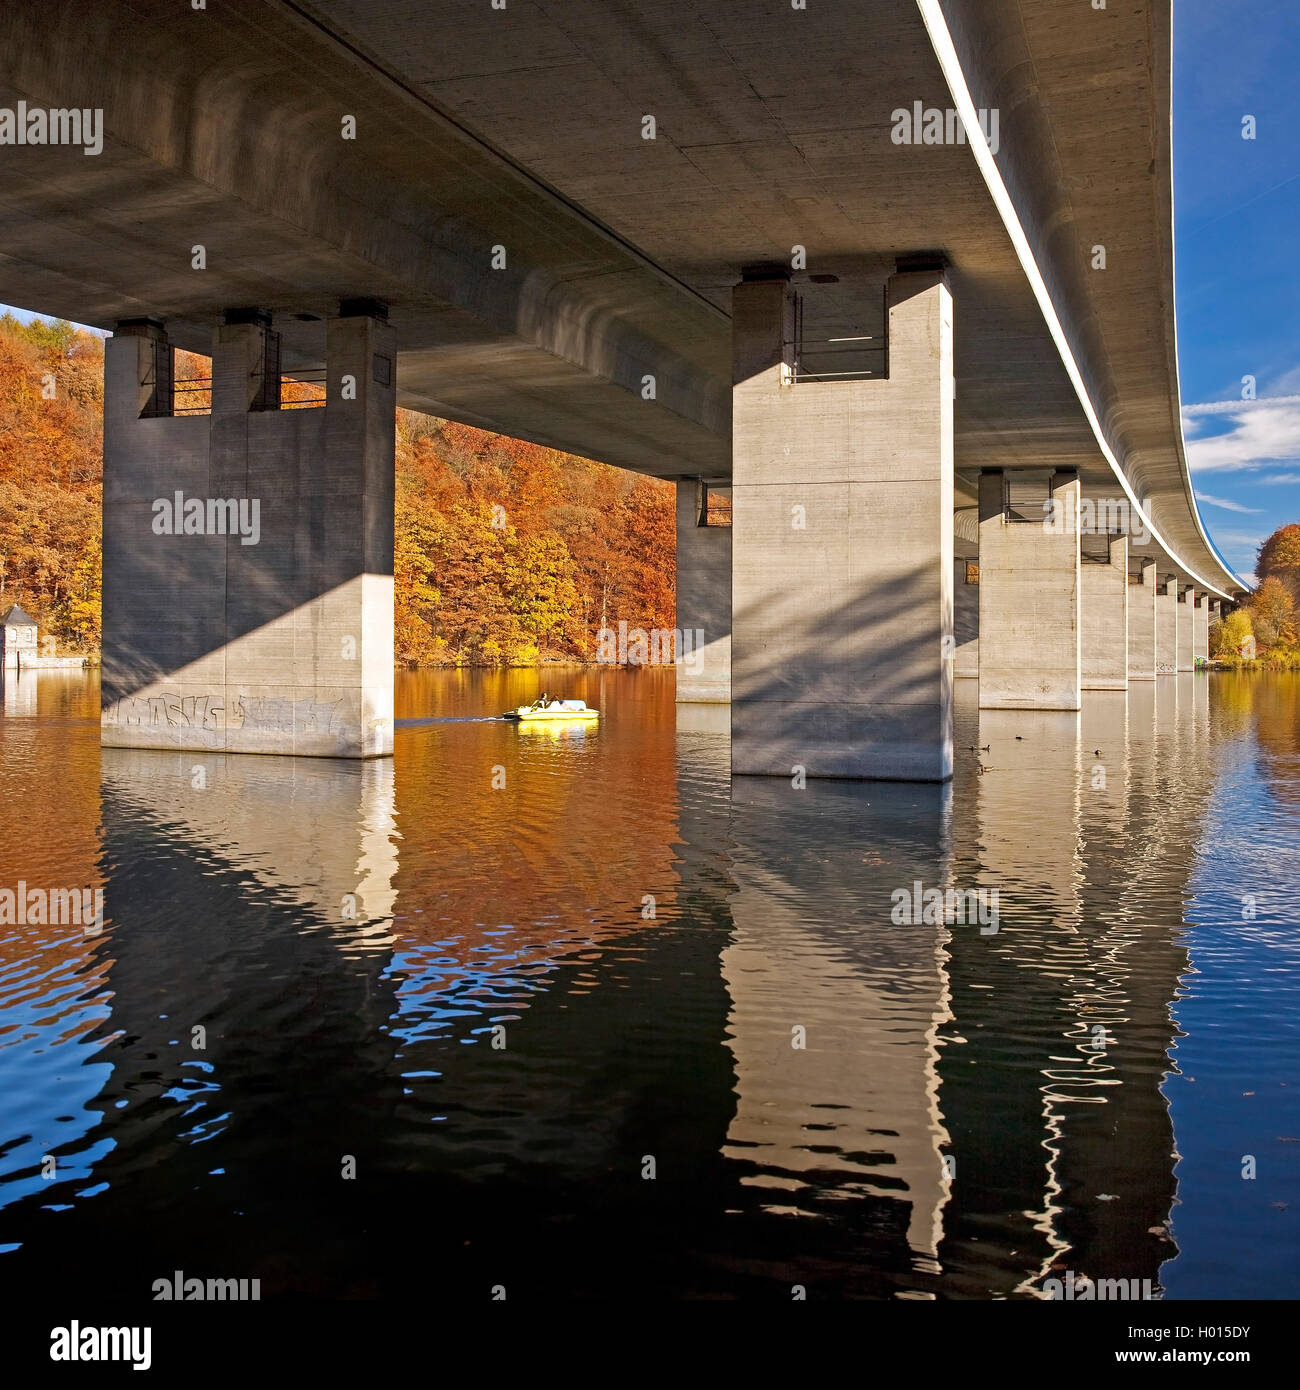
[[0, 314, 676, 664], [394, 413, 675, 666], [0, 313, 103, 649]]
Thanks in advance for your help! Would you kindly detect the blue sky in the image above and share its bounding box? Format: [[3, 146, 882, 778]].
[[4, 3, 1295, 583], [1175, 0, 1300, 581]]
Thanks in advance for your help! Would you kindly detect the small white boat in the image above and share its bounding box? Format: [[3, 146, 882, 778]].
[[503, 697, 599, 722]]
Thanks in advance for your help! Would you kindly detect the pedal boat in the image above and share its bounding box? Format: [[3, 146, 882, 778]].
[[504, 698, 599, 722]]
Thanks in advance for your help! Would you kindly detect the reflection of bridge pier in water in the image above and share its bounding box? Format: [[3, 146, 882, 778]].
[[941, 706, 1088, 1293], [1049, 687, 1188, 1291], [100, 748, 400, 935], [935, 684, 1212, 1295], [2, 749, 405, 1298], [715, 775, 955, 1294]]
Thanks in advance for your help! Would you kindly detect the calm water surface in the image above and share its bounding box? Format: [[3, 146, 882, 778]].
[[0, 667, 1296, 1299]]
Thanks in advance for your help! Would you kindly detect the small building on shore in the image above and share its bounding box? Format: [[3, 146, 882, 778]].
[[1, 604, 88, 670], [1, 604, 36, 669]]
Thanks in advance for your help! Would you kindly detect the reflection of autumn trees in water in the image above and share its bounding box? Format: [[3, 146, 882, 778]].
[[1244, 674, 1300, 812], [1212, 672, 1256, 737], [0, 673, 107, 1024], [388, 668, 682, 998]]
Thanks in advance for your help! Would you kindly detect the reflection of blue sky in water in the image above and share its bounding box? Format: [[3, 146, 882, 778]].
[[1162, 733, 1300, 1298], [0, 927, 115, 1226], [382, 931, 550, 1061]]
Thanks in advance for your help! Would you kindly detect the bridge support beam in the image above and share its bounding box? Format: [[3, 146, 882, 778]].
[[1177, 585, 1196, 671], [730, 268, 954, 780], [1128, 559, 1157, 681], [675, 479, 732, 701], [1193, 593, 1210, 668], [101, 311, 395, 756], [977, 468, 1081, 710], [1082, 535, 1128, 691], [1156, 577, 1178, 674]]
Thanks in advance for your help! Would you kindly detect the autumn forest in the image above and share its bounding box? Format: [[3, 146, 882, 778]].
[[0, 314, 675, 664]]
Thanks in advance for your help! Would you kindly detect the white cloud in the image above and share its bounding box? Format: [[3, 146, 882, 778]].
[[1181, 395, 1300, 473], [1215, 529, 1269, 547], [1194, 491, 1262, 513], [1259, 473, 1300, 484], [1182, 393, 1300, 417]]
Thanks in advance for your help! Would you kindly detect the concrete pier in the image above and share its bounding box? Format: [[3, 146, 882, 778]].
[[1156, 577, 1179, 675], [978, 468, 1081, 711], [731, 268, 954, 781], [1177, 586, 1195, 671], [100, 311, 395, 757], [1081, 535, 1128, 691], [675, 480, 732, 702], [1193, 593, 1210, 668], [1127, 559, 1158, 681]]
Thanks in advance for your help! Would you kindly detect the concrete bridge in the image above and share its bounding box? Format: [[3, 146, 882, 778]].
[[0, 0, 1246, 777]]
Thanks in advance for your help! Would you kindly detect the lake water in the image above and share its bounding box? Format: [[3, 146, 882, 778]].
[[0, 667, 1295, 1300]]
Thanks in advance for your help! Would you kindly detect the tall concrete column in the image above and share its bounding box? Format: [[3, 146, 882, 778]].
[[1193, 593, 1210, 668], [978, 468, 1081, 710], [1177, 585, 1195, 671], [1081, 534, 1128, 691], [1127, 559, 1157, 681], [1156, 576, 1178, 674], [675, 479, 731, 701], [731, 266, 954, 780], [101, 308, 395, 756]]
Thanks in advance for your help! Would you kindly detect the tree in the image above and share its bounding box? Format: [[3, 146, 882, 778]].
[[0, 314, 103, 649], [1248, 576, 1296, 653], [1214, 608, 1253, 657], [1257, 523, 1300, 606], [387, 410, 677, 666]]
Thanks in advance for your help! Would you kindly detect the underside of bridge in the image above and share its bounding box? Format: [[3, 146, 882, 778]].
[[0, 0, 1247, 773]]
